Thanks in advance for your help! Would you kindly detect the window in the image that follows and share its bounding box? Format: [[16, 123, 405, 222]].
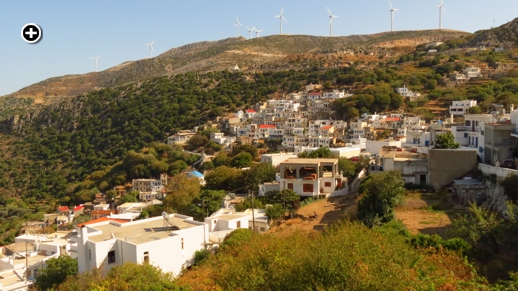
[[303, 184, 314, 192], [325, 182, 332, 187], [144, 251, 149, 263], [181, 238, 184, 250], [89, 249, 91, 261], [260, 227, 265, 232], [237, 221, 241, 228], [108, 251, 116, 264], [287, 183, 293, 190], [465, 120, 471, 126]]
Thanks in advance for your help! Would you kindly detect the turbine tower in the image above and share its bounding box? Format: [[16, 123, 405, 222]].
[[235, 17, 243, 37], [438, 0, 446, 30], [389, 1, 398, 32], [254, 27, 263, 38], [275, 6, 287, 34], [246, 26, 255, 39], [91, 56, 100, 72], [327, 7, 339, 36], [145, 41, 154, 58]]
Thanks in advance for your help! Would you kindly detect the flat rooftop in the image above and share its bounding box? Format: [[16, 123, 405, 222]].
[[282, 158, 337, 164], [86, 214, 200, 245]]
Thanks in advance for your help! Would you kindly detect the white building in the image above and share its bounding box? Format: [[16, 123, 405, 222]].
[[322, 90, 351, 100], [450, 100, 477, 115], [278, 158, 344, 197], [366, 139, 402, 155], [395, 85, 421, 101], [452, 114, 494, 160], [76, 213, 207, 276], [260, 153, 298, 167], [210, 132, 236, 146], [132, 174, 168, 201], [463, 67, 483, 79], [167, 132, 196, 145]]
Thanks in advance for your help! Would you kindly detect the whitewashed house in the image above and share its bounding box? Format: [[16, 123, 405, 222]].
[[395, 85, 421, 101], [449, 100, 477, 115], [76, 213, 207, 276]]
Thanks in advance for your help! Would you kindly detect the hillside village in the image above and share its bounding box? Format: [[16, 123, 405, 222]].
[[2, 27, 518, 289]]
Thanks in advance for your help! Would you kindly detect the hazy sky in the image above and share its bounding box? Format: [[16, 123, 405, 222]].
[[1, 0, 517, 96]]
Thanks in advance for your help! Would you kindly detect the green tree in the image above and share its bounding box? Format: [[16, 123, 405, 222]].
[[242, 162, 276, 191], [501, 174, 518, 203], [205, 166, 242, 191], [468, 106, 482, 114], [434, 132, 460, 149], [120, 191, 138, 203], [232, 145, 258, 159], [338, 157, 358, 180], [230, 152, 253, 168], [186, 135, 207, 151], [449, 202, 502, 254], [164, 175, 201, 212], [35, 255, 78, 291], [265, 203, 285, 223], [188, 190, 227, 220], [267, 189, 300, 212], [357, 171, 406, 227]]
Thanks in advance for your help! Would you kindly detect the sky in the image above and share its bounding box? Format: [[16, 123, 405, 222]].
[[1, 0, 517, 96]]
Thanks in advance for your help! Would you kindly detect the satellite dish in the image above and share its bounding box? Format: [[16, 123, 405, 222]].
[[162, 211, 168, 219]]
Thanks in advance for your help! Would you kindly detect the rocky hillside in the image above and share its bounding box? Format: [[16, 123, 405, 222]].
[[7, 29, 468, 100], [464, 17, 518, 47]]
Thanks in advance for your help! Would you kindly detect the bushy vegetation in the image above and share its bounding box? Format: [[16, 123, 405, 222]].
[[177, 221, 488, 290], [358, 171, 406, 227], [52, 262, 188, 291]]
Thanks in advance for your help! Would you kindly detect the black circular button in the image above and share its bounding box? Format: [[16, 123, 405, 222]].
[[21, 23, 42, 44]]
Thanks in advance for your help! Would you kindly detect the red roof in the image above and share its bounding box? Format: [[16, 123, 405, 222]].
[[73, 205, 84, 212], [57, 206, 70, 212], [321, 125, 333, 130], [382, 117, 400, 122], [308, 92, 321, 95], [259, 124, 277, 129], [77, 217, 128, 227], [245, 109, 256, 113]]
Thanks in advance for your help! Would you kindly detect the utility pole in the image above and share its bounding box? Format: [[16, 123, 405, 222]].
[[251, 190, 256, 232], [25, 240, 28, 282]]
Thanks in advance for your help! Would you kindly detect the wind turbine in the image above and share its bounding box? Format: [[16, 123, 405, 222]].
[[438, 0, 447, 30], [145, 41, 154, 58], [235, 17, 243, 37], [254, 27, 263, 38], [90, 56, 100, 72], [389, 1, 398, 32], [327, 7, 339, 36], [246, 26, 255, 39], [275, 6, 287, 34]]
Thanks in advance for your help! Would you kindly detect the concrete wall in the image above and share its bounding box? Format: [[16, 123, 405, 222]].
[[428, 149, 478, 188], [478, 163, 518, 179], [366, 140, 401, 155]]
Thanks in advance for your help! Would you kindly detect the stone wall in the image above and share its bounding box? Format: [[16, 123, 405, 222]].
[[428, 149, 478, 188]]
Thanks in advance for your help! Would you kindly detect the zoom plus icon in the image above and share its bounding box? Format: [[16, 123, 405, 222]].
[[21, 23, 42, 44]]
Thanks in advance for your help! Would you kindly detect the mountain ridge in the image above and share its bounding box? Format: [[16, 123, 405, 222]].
[[6, 29, 469, 101]]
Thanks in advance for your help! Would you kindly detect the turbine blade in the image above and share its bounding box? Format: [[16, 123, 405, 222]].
[[280, 6, 283, 15], [327, 7, 332, 15], [389, 0, 393, 9], [282, 16, 287, 23], [275, 15, 281, 18], [151, 41, 154, 45]]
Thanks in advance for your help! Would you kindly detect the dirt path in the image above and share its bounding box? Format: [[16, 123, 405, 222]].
[[271, 194, 360, 233], [395, 195, 466, 237]]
